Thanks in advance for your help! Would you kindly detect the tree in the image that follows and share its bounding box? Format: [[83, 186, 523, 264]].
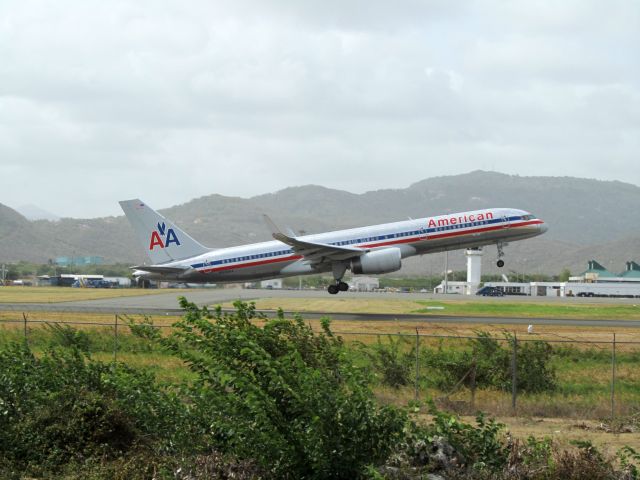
[[5, 265, 19, 281], [558, 268, 572, 282]]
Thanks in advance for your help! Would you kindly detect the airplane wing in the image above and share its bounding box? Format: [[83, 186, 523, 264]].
[[263, 215, 368, 263], [132, 265, 190, 274]]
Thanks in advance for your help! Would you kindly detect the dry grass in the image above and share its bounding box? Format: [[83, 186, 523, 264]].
[[3, 310, 640, 347], [0, 310, 175, 328], [301, 317, 640, 348], [499, 415, 640, 454], [427, 412, 640, 455], [228, 296, 640, 320], [231, 297, 424, 314], [0, 286, 168, 303], [91, 351, 194, 383]]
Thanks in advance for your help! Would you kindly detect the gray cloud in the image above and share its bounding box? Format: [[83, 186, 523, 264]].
[[0, 0, 638, 217]]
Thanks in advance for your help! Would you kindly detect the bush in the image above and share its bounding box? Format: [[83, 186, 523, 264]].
[[45, 322, 92, 352], [155, 299, 407, 479], [423, 332, 556, 394], [358, 335, 414, 388], [0, 301, 409, 478], [377, 411, 636, 480], [6, 302, 629, 480], [374, 407, 509, 477], [0, 343, 189, 476]]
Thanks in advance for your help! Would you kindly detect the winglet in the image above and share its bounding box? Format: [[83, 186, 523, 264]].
[[285, 226, 297, 238], [262, 214, 294, 244], [262, 214, 281, 236]]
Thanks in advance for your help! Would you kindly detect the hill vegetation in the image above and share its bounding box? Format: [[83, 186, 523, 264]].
[[1, 171, 640, 275]]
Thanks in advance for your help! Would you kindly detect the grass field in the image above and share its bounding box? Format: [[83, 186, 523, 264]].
[[232, 297, 640, 320], [0, 286, 168, 303], [2, 308, 640, 346]]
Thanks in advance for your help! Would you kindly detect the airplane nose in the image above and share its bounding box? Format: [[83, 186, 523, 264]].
[[539, 222, 548, 234]]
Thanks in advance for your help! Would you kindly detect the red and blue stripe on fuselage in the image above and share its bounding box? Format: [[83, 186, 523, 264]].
[[187, 210, 544, 278]]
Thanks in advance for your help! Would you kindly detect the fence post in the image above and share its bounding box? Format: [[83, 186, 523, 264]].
[[470, 357, 477, 410], [611, 333, 616, 420], [415, 328, 420, 402], [114, 314, 119, 362], [511, 333, 517, 413], [23, 312, 28, 343]]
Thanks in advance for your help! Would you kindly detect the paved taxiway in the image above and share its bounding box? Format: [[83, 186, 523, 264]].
[[1, 289, 639, 328]]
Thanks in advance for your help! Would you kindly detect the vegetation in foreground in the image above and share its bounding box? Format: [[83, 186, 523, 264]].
[[1, 300, 639, 479]]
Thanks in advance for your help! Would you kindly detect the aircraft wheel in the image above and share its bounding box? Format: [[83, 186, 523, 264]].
[[497, 260, 505, 268], [338, 281, 349, 292], [328, 284, 339, 295]]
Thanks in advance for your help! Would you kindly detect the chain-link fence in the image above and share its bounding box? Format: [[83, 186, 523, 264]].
[[2, 313, 639, 422], [337, 329, 640, 421]]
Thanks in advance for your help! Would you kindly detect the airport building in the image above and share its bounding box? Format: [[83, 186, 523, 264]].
[[434, 255, 640, 298], [350, 276, 380, 292], [260, 279, 283, 289], [483, 260, 640, 298], [37, 274, 130, 287], [433, 281, 468, 295]]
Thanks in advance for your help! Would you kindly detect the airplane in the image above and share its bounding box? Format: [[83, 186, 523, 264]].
[[119, 199, 547, 294]]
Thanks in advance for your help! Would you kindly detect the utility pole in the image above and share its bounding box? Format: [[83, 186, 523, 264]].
[[444, 251, 449, 294]]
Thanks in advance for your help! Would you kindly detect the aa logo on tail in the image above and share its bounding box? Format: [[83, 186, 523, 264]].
[[149, 222, 181, 250]]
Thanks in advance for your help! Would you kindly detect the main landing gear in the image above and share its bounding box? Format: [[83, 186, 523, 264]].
[[496, 241, 507, 268], [327, 262, 349, 295], [328, 281, 349, 295]]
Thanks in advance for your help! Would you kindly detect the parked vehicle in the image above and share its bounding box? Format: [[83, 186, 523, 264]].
[[476, 286, 505, 297]]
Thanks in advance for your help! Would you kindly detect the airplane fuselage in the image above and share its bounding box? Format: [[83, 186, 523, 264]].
[[135, 208, 546, 283]]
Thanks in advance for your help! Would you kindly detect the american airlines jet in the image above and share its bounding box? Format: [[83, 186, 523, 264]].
[[120, 199, 547, 294]]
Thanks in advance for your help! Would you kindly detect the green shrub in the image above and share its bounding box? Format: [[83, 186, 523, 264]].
[[358, 335, 414, 388], [0, 343, 189, 476], [423, 332, 556, 394], [45, 322, 92, 351], [0, 301, 409, 478], [377, 411, 633, 480], [155, 299, 407, 479], [427, 409, 509, 471]]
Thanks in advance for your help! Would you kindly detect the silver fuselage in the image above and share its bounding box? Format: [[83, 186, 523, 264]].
[[136, 208, 546, 283]]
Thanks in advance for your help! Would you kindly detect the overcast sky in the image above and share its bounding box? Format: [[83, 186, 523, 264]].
[[1, 0, 638, 218]]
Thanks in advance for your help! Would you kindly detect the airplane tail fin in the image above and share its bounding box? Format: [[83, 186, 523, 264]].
[[119, 199, 209, 264]]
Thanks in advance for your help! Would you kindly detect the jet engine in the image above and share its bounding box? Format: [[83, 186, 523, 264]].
[[351, 248, 402, 275]]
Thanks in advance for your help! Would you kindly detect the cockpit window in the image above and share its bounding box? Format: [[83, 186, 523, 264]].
[[522, 214, 535, 220]]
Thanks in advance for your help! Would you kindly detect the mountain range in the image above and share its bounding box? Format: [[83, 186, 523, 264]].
[[1, 171, 638, 276]]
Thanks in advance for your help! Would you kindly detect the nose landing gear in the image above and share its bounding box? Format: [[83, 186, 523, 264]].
[[496, 241, 507, 268]]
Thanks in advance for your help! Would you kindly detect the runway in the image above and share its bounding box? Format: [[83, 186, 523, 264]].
[[1, 289, 639, 328]]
